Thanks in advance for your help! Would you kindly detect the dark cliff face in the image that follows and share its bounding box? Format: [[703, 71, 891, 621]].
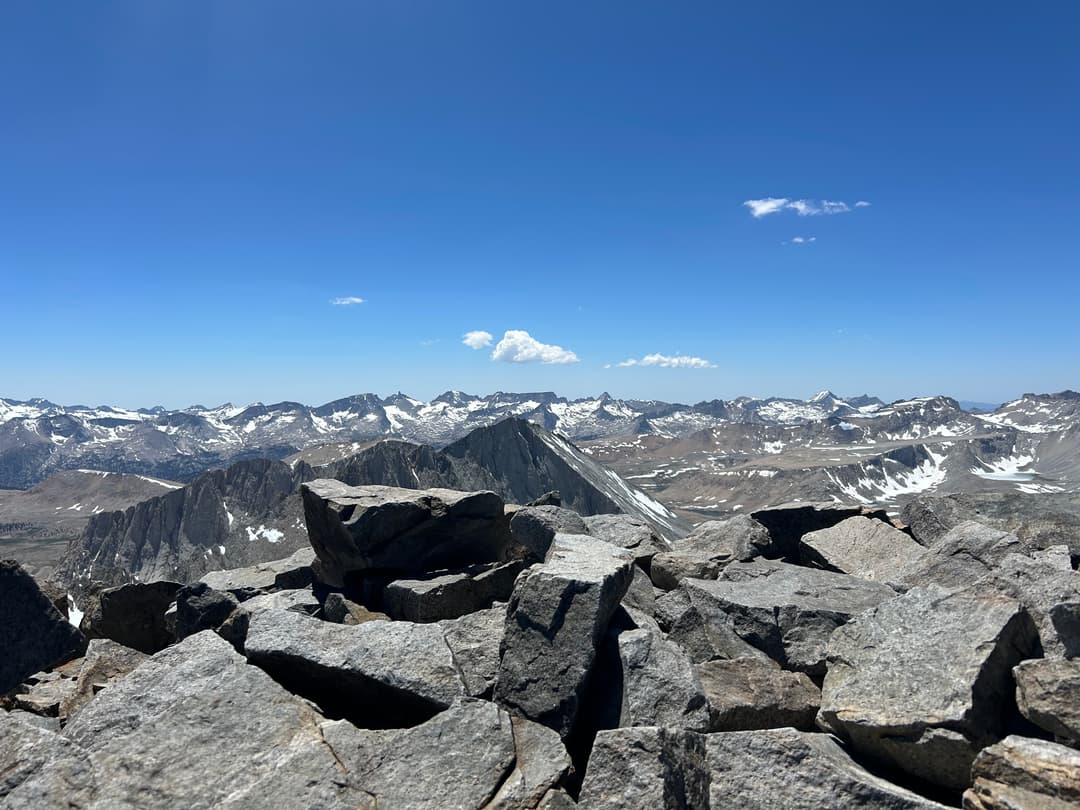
[[57, 420, 685, 593]]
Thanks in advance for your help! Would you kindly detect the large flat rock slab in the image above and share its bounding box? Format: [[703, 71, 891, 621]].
[[684, 560, 897, 674], [707, 728, 947, 809], [301, 480, 508, 584], [819, 586, 1040, 791], [800, 516, 927, 582], [494, 533, 634, 739], [244, 607, 466, 726], [8, 631, 375, 808]]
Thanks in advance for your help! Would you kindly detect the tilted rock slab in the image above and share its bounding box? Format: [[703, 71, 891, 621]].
[[322, 698, 569, 810], [494, 533, 634, 739], [301, 480, 508, 585], [1014, 658, 1080, 742], [684, 560, 897, 675], [697, 656, 820, 732], [896, 520, 1036, 592], [750, 502, 890, 560], [244, 607, 467, 726], [819, 586, 1040, 791], [58, 638, 148, 721], [382, 559, 523, 622], [799, 515, 927, 582], [199, 546, 315, 597], [0, 631, 374, 808], [510, 505, 588, 560], [707, 728, 948, 809], [578, 726, 711, 809], [582, 513, 669, 566], [0, 560, 85, 695], [964, 735, 1080, 810], [655, 585, 775, 665]]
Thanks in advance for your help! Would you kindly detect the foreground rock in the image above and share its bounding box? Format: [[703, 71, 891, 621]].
[[494, 533, 634, 739], [650, 516, 771, 590], [799, 516, 926, 581], [578, 726, 710, 809], [382, 560, 523, 622], [975, 553, 1080, 658], [323, 698, 570, 810], [656, 586, 776, 665], [684, 560, 897, 675], [964, 735, 1080, 809], [707, 728, 947, 809], [510, 505, 588, 560], [750, 502, 890, 560], [604, 619, 709, 731], [0, 560, 84, 695], [1014, 658, 1080, 742], [301, 480, 508, 585], [59, 638, 148, 720], [897, 521, 1036, 591], [581, 513, 668, 566], [244, 608, 466, 726], [2, 631, 372, 808], [199, 547, 315, 597], [78, 580, 181, 654], [697, 657, 819, 732], [819, 586, 1039, 791]]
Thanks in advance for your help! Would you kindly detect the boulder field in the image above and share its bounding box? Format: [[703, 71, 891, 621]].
[[3, 484, 1079, 808]]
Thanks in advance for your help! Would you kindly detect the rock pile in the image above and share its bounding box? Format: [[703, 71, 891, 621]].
[[3, 486, 1080, 808]]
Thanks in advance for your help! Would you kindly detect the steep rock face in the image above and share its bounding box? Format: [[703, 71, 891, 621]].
[[443, 419, 688, 541], [58, 458, 309, 593]]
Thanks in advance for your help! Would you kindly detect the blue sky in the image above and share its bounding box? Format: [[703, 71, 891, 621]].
[[2, 2, 1077, 409]]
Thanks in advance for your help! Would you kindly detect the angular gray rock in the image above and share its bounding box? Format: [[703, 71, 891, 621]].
[[1014, 658, 1080, 742], [0, 560, 84, 695], [323, 591, 388, 625], [975, 553, 1080, 658], [582, 513, 669, 565], [78, 579, 181, 654], [685, 560, 897, 675], [27, 631, 375, 808], [964, 735, 1080, 810], [578, 726, 711, 809], [199, 546, 315, 597], [494, 533, 634, 739], [697, 656, 820, 732], [510, 505, 588, 560], [656, 585, 775, 665], [750, 502, 890, 559], [706, 728, 948, 809], [173, 582, 239, 641], [322, 697, 568, 810], [819, 586, 1040, 791], [675, 514, 772, 562], [897, 520, 1037, 591], [800, 516, 926, 582], [12, 669, 79, 718], [59, 638, 148, 720], [649, 551, 722, 590], [301, 480, 508, 585], [606, 622, 709, 731], [0, 712, 97, 807], [902, 491, 1080, 560], [382, 560, 523, 622], [244, 607, 465, 725], [622, 565, 658, 616], [439, 604, 506, 698]]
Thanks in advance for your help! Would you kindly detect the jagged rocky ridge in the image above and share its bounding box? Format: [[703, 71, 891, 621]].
[[4, 481, 1080, 808], [58, 419, 686, 594]]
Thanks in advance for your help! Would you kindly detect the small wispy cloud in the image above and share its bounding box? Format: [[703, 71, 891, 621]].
[[743, 198, 868, 218], [790, 236, 816, 245], [462, 330, 493, 350], [330, 296, 366, 306], [420, 338, 440, 347], [611, 353, 716, 369], [491, 330, 579, 364]]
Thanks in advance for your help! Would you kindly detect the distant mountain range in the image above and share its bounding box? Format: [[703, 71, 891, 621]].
[[4, 389, 1076, 491]]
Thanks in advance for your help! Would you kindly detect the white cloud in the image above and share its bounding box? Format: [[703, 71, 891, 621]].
[[615, 353, 716, 369], [743, 198, 868, 218], [490, 330, 579, 364], [791, 236, 816, 244], [462, 330, 493, 350], [330, 296, 365, 306]]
